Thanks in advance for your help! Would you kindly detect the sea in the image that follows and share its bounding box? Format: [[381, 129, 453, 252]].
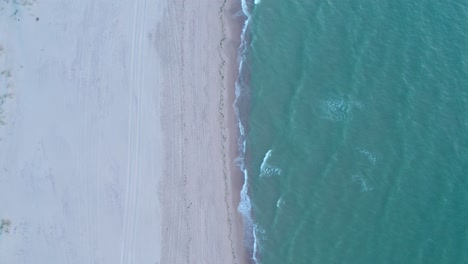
[[234, 0, 468, 263]]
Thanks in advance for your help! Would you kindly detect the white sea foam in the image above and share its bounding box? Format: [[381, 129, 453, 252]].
[[234, 0, 260, 263], [238, 120, 245, 139], [240, 0, 251, 17], [252, 225, 259, 263], [260, 149, 282, 177], [352, 174, 373, 192], [276, 197, 285, 208], [357, 148, 378, 165], [238, 170, 252, 218], [252, 224, 266, 264], [316, 94, 362, 122], [319, 97, 350, 121]]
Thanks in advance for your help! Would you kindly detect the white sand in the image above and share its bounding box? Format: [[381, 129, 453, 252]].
[[0, 0, 244, 263]]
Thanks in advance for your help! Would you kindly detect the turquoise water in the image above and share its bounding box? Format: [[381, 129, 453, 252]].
[[236, 0, 468, 263]]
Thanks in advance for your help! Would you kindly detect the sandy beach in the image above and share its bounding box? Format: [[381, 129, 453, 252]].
[[0, 0, 245, 263]]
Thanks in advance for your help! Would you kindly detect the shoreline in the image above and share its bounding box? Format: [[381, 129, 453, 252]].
[[229, 0, 258, 262], [158, 0, 249, 263], [222, 0, 251, 262]]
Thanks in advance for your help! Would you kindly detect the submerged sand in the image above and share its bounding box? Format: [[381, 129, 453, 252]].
[[0, 0, 245, 263]]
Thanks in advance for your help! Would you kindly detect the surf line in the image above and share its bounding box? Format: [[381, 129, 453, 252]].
[[233, 0, 262, 263]]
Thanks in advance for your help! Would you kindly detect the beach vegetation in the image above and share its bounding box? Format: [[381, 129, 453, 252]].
[[0, 218, 11, 234]]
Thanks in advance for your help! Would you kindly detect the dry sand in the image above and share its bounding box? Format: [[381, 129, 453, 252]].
[[0, 0, 246, 263]]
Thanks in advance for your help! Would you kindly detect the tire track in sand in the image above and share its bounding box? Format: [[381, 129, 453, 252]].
[[95, 3, 119, 262], [120, 0, 146, 263], [75, 3, 96, 263]]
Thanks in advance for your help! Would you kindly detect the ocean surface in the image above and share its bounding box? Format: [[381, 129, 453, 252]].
[[235, 0, 468, 263]]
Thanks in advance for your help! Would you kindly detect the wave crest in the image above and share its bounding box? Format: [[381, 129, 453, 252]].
[[260, 150, 282, 177]]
